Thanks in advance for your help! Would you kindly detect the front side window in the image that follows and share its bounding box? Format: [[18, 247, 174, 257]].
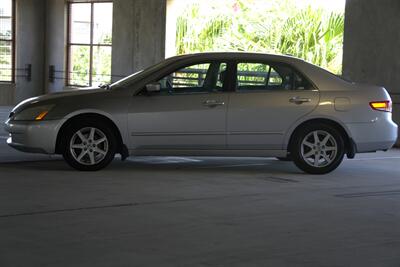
[[236, 62, 311, 91], [67, 1, 113, 87], [155, 62, 227, 95], [0, 0, 15, 82]]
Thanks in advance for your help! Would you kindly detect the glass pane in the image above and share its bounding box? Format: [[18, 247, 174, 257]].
[[92, 46, 111, 87], [0, 17, 11, 40], [70, 3, 91, 44], [269, 68, 283, 86], [0, 0, 12, 16], [69, 45, 90, 86], [237, 63, 270, 90], [93, 3, 113, 45], [158, 63, 210, 94], [0, 40, 11, 81], [268, 65, 293, 90]]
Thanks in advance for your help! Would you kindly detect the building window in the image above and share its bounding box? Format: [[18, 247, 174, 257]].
[[67, 1, 113, 87], [0, 0, 15, 83]]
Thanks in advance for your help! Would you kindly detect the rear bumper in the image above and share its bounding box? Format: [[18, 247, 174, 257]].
[[346, 118, 398, 152], [4, 119, 64, 154]]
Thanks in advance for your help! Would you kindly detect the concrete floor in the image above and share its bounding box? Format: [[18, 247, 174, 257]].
[[1, 107, 400, 267]]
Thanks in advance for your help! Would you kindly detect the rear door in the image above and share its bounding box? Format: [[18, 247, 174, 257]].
[[227, 61, 319, 150], [128, 61, 230, 150]]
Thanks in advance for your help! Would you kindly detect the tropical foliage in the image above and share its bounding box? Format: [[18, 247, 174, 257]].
[[175, 0, 344, 74]]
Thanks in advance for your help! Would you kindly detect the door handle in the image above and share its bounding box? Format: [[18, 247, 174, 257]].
[[289, 96, 311, 104], [203, 100, 225, 107]]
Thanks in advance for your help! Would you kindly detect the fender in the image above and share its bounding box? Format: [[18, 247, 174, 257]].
[[59, 108, 129, 148], [283, 114, 353, 149]]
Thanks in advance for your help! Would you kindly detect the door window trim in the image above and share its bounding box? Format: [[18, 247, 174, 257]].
[[232, 60, 317, 92], [136, 60, 233, 96]]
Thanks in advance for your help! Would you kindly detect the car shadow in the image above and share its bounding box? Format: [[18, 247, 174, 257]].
[[114, 156, 302, 175], [0, 156, 302, 175]]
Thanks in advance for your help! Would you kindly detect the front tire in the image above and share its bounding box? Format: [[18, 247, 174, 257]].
[[291, 123, 345, 174], [62, 121, 117, 171]]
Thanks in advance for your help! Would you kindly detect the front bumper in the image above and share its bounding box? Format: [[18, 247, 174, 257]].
[[4, 119, 64, 154]]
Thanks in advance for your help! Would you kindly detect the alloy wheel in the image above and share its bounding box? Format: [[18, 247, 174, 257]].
[[300, 130, 338, 168], [69, 127, 109, 166]]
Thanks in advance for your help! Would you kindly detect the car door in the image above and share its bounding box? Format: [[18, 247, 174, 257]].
[[128, 61, 229, 151], [227, 61, 319, 150]]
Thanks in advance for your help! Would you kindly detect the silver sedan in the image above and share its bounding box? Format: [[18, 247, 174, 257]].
[[4, 53, 398, 174]]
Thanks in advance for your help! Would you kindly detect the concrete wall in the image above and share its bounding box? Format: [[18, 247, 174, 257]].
[[0, 0, 46, 105], [0, 84, 14, 105], [15, 0, 46, 103], [343, 0, 400, 144], [111, 0, 166, 81]]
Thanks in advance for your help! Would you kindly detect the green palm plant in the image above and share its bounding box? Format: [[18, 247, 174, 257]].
[[175, 0, 344, 74]]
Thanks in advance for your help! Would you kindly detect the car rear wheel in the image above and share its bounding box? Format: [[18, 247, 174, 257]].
[[62, 121, 117, 171], [291, 123, 345, 174]]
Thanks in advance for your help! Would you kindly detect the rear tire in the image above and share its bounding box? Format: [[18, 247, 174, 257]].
[[62, 120, 117, 171], [291, 123, 345, 174]]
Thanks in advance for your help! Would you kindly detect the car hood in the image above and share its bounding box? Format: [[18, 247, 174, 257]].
[[12, 87, 105, 113]]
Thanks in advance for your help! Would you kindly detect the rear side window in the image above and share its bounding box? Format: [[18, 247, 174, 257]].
[[236, 62, 312, 91]]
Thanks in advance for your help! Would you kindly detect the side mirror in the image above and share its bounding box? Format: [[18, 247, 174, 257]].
[[145, 83, 161, 94]]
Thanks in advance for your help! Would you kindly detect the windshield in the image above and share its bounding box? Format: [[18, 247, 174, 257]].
[[109, 70, 144, 88], [109, 57, 181, 89]]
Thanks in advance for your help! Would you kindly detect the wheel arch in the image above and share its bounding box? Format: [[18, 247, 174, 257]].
[[55, 112, 125, 155], [286, 118, 356, 158]]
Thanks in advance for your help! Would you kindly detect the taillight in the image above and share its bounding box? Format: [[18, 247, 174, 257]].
[[369, 101, 392, 112]]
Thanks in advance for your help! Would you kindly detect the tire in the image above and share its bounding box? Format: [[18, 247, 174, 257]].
[[291, 123, 345, 174], [62, 119, 117, 171]]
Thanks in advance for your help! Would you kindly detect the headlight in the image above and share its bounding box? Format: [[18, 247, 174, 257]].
[[13, 105, 55, 121]]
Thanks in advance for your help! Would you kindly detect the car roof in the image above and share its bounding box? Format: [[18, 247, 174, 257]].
[[162, 52, 351, 91], [167, 52, 305, 64]]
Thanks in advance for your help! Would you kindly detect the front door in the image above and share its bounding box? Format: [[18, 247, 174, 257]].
[[128, 61, 229, 151]]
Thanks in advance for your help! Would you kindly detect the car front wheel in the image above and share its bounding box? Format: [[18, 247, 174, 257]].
[[62, 121, 117, 171], [291, 123, 345, 174]]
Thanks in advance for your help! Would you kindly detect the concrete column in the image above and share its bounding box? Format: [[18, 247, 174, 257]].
[[45, 0, 67, 93], [343, 0, 400, 144], [15, 0, 46, 102], [111, 0, 166, 81]]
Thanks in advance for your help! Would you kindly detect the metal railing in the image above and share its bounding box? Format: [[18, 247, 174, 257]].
[[0, 64, 31, 81]]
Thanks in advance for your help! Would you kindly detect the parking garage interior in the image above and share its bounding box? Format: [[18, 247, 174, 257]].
[[1, 0, 400, 266]]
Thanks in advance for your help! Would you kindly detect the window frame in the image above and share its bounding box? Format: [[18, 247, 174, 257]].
[[66, 1, 113, 87], [137, 60, 232, 96], [0, 0, 16, 83], [232, 60, 316, 93]]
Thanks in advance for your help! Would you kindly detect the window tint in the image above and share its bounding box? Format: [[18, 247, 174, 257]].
[[236, 62, 311, 91], [156, 62, 227, 95]]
